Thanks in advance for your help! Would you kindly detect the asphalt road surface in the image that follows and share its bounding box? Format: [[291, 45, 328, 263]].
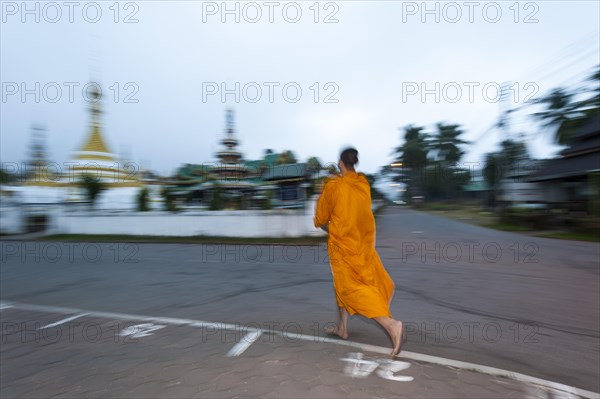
[[1, 207, 599, 392]]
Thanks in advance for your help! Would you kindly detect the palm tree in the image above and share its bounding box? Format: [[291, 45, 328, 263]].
[[581, 65, 600, 109], [394, 125, 428, 169], [393, 125, 429, 200], [420, 123, 470, 200], [532, 64, 600, 146], [533, 88, 581, 145], [430, 123, 469, 165], [483, 139, 530, 206]]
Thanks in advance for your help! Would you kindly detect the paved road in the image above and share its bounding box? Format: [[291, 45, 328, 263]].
[[1, 207, 599, 393], [0, 305, 564, 398]]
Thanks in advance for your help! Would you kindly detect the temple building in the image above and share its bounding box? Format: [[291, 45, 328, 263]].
[[62, 85, 141, 208], [171, 110, 312, 210], [204, 109, 258, 209], [17, 84, 142, 209]]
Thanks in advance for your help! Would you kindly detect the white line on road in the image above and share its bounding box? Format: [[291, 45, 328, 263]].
[[120, 323, 166, 338], [226, 330, 262, 357], [39, 313, 88, 330], [278, 331, 598, 398], [2, 301, 598, 399]]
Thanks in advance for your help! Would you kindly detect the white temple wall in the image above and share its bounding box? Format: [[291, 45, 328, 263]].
[[52, 209, 322, 237], [0, 205, 24, 234], [0, 196, 325, 237], [1, 195, 383, 237]]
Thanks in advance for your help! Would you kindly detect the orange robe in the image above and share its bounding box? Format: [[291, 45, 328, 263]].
[[314, 172, 395, 318]]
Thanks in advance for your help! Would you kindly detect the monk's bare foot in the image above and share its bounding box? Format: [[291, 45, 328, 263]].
[[390, 320, 404, 357], [325, 324, 348, 340]]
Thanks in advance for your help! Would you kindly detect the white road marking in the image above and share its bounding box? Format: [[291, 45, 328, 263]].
[[376, 359, 413, 382], [0, 302, 13, 310], [3, 301, 598, 399], [339, 353, 379, 378], [39, 313, 88, 330], [339, 352, 413, 381], [410, 231, 424, 234], [120, 323, 165, 338], [226, 329, 262, 357]]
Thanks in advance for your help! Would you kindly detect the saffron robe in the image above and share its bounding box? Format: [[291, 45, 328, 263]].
[[314, 172, 395, 318]]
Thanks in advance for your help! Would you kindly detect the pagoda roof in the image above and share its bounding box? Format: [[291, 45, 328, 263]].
[[78, 125, 112, 155], [262, 163, 308, 181], [263, 153, 279, 166]]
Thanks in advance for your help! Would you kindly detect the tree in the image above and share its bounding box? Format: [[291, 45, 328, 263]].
[[306, 156, 322, 175], [364, 173, 385, 201], [78, 174, 106, 208], [137, 186, 150, 211], [394, 125, 428, 169], [209, 184, 224, 210], [580, 65, 600, 110], [430, 123, 469, 165], [261, 190, 273, 210], [277, 150, 297, 165], [426, 123, 470, 200], [532, 65, 600, 146], [483, 153, 501, 206], [533, 88, 580, 145], [160, 186, 178, 212], [0, 167, 16, 185], [393, 125, 429, 201], [499, 139, 528, 169], [483, 139, 530, 206], [326, 164, 339, 175]]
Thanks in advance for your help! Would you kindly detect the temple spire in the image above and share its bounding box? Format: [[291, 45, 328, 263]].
[[76, 85, 113, 159], [226, 108, 235, 137], [217, 109, 242, 165]]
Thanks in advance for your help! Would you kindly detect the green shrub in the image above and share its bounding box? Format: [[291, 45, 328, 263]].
[[137, 186, 150, 211]]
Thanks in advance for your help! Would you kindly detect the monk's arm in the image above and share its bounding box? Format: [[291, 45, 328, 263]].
[[314, 182, 332, 231]]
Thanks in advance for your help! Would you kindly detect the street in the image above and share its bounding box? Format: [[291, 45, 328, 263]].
[[1, 207, 599, 394]]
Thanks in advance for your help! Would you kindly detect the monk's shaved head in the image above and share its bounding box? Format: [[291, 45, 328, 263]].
[[340, 147, 359, 169]]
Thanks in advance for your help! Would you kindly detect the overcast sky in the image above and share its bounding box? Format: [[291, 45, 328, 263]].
[[1, 1, 599, 176]]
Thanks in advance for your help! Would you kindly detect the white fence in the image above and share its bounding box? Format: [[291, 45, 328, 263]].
[[1, 197, 384, 238], [1, 197, 323, 238], [54, 209, 322, 237]]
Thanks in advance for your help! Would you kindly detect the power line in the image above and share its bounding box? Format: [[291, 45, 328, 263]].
[[513, 31, 598, 83]]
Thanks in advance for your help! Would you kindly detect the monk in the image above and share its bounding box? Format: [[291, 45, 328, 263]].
[[314, 147, 405, 356]]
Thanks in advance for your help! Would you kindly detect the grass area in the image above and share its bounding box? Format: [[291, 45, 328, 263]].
[[482, 222, 537, 232], [419, 204, 500, 228], [419, 203, 598, 241], [534, 231, 600, 242], [37, 234, 328, 245]]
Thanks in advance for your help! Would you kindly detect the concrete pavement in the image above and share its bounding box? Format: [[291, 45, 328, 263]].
[[1, 206, 599, 397], [2, 302, 593, 399]]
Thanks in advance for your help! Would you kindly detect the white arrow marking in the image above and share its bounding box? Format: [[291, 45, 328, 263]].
[[120, 323, 165, 338]]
